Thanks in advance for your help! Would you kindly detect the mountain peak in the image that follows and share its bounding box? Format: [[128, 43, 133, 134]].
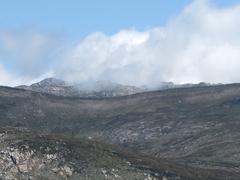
[[31, 78, 66, 88], [17, 78, 143, 98]]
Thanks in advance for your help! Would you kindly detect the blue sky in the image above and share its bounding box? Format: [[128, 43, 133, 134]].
[[1, 0, 240, 86], [0, 0, 238, 39], [0, 0, 190, 38]]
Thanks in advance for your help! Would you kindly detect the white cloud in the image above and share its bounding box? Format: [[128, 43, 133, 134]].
[[55, 0, 240, 86], [1, 0, 240, 87]]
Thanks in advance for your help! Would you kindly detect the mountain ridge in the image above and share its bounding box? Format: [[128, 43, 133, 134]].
[[16, 78, 144, 98], [1, 83, 240, 179], [15, 78, 215, 98]]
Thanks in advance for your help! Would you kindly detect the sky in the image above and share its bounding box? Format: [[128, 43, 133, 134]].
[[1, 0, 240, 86], [0, 0, 192, 38]]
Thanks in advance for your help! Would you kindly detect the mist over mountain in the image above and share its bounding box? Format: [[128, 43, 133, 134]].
[[15, 78, 214, 98], [16, 78, 144, 98]]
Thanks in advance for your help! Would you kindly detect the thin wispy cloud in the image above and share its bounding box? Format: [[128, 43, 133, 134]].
[[0, 31, 61, 85], [1, 0, 240, 86]]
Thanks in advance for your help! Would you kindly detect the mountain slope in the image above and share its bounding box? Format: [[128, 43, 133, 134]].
[[1, 127, 165, 180], [1, 84, 240, 177], [1, 127, 234, 180]]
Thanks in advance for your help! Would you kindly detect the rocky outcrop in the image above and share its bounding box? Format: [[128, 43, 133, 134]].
[[0, 128, 221, 180], [16, 78, 143, 98]]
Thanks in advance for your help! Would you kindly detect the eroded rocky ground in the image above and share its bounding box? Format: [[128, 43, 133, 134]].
[[0, 128, 165, 180], [0, 128, 232, 180], [1, 84, 240, 179]]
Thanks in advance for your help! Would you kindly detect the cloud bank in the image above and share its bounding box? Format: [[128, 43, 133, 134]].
[[1, 0, 240, 86]]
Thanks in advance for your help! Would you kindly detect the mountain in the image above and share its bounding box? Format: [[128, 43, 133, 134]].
[[16, 78, 213, 98], [150, 82, 213, 91], [1, 83, 240, 179], [16, 78, 144, 98], [2, 127, 161, 180], [0, 128, 159, 179], [1, 127, 234, 180]]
